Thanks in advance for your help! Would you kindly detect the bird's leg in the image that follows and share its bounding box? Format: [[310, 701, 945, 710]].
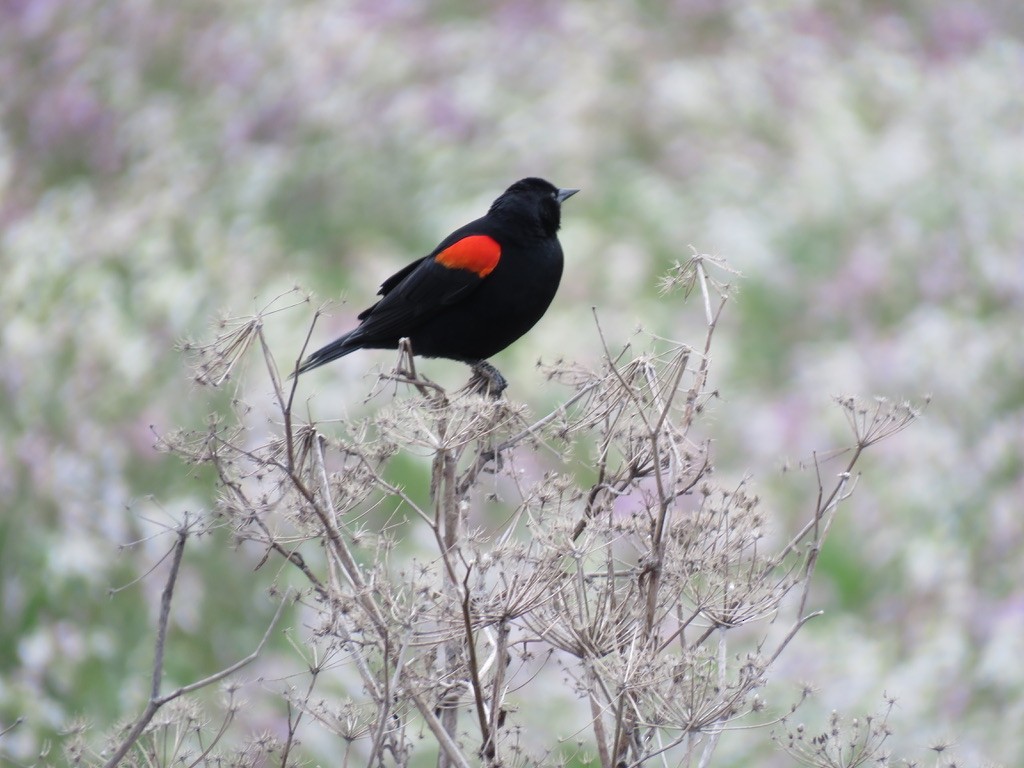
[[465, 361, 508, 398]]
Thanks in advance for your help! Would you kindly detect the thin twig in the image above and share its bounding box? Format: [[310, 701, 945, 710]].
[[105, 528, 291, 768]]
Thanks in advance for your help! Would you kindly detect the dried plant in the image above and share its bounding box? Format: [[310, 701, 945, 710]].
[[79, 257, 923, 767], [773, 696, 899, 768]]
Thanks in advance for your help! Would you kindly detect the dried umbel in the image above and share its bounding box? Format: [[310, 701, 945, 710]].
[[773, 696, 900, 768], [109, 260, 921, 768]]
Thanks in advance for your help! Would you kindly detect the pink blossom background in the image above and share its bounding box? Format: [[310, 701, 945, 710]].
[[2, 1, 1023, 765]]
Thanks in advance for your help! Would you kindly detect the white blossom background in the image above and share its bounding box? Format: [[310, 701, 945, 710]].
[[2, 1, 1022, 765]]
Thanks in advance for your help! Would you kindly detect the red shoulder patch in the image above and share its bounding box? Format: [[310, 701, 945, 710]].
[[435, 235, 501, 278]]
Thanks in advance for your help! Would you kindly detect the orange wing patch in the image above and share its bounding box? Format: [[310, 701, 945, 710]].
[[435, 235, 501, 278]]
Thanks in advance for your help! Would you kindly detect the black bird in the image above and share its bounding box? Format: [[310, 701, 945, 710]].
[[294, 177, 578, 394]]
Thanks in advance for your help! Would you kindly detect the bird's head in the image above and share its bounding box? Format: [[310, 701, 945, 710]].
[[489, 177, 579, 236]]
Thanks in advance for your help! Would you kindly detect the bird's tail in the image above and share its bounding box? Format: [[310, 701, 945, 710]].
[[291, 331, 363, 378]]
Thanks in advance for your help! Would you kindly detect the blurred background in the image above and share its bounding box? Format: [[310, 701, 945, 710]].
[[2, 0, 1022, 765]]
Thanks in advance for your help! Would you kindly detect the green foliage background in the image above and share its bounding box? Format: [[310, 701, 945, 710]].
[[2, 1, 1022, 765]]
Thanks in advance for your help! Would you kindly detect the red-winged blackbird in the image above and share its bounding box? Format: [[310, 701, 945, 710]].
[[294, 177, 578, 394]]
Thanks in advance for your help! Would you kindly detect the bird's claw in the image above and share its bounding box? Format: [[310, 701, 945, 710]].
[[463, 361, 508, 399]]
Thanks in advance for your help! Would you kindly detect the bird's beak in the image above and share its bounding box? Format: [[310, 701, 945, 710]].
[[556, 188, 580, 204]]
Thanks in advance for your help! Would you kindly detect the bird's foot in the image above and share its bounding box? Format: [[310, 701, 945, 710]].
[[463, 361, 508, 399]]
